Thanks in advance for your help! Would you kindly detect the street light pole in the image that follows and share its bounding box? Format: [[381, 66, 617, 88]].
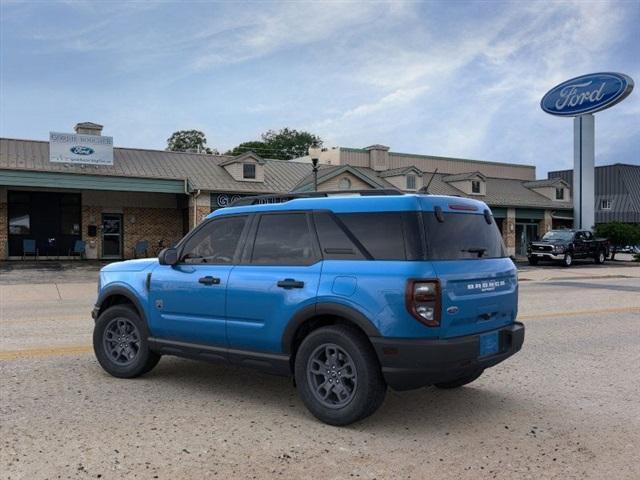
[[308, 144, 321, 192], [312, 158, 319, 192]]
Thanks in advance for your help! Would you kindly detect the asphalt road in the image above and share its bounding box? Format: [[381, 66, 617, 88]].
[[1, 262, 639, 479]]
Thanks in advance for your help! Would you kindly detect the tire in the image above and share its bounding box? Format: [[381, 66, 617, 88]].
[[294, 325, 386, 426], [595, 250, 606, 264], [93, 304, 160, 379], [434, 370, 484, 389], [527, 256, 539, 266], [562, 253, 573, 267]]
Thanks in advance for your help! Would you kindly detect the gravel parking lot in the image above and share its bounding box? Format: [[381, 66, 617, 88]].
[[1, 261, 639, 479]]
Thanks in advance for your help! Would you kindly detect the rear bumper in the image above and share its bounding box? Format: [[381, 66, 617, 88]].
[[371, 322, 525, 391]]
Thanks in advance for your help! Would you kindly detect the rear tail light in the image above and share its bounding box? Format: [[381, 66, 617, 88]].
[[406, 280, 441, 327]]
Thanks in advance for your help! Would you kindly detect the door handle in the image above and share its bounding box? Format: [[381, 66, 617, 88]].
[[198, 276, 221, 286], [277, 278, 305, 289]]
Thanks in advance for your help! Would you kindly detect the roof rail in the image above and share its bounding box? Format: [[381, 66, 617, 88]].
[[229, 189, 403, 207]]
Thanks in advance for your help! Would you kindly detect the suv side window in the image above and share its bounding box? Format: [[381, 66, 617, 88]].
[[313, 212, 365, 260], [251, 213, 317, 265], [336, 212, 407, 260], [583, 231, 593, 240], [181, 216, 247, 264]]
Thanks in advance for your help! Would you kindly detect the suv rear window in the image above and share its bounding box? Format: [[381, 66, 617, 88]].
[[423, 212, 506, 260]]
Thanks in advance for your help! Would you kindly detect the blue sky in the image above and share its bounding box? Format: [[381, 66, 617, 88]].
[[1, 0, 638, 177]]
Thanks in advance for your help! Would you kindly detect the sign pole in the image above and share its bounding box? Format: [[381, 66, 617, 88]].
[[573, 114, 595, 229], [541, 72, 633, 231]]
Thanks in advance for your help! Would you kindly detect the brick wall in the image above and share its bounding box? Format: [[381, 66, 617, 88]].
[[79, 205, 183, 259], [502, 208, 516, 257], [81, 205, 103, 259], [123, 207, 183, 259], [538, 210, 553, 238]]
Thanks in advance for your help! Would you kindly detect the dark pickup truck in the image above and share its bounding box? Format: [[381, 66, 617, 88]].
[[527, 230, 609, 267]]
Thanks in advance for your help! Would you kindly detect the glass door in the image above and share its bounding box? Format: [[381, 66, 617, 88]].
[[515, 223, 539, 257], [102, 213, 123, 259]]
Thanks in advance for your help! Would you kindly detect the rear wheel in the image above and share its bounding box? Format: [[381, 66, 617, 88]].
[[294, 325, 386, 426], [562, 253, 573, 267], [434, 370, 484, 389], [93, 304, 160, 378], [595, 250, 606, 264], [527, 256, 539, 265]]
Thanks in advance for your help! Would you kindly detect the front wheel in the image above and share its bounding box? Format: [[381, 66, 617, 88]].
[[561, 253, 573, 267], [294, 325, 387, 426], [434, 370, 484, 389], [93, 305, 160, 378]]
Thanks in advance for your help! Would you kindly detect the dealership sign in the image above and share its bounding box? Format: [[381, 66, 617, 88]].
[[49, 132, 114, 165], [541, 72, 634, 116]]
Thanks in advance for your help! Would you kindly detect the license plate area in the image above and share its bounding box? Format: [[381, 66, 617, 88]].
[[479, 331, 499, 357]]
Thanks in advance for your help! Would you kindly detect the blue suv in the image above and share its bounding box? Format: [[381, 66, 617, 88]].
[[92, 192, 524, 425]]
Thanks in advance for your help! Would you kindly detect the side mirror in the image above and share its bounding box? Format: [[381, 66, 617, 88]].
[[158, 247, 178, 266]]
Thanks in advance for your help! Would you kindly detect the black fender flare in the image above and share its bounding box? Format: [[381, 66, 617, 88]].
[[281, 302, 381, 354], [94, 285, 148, 324]]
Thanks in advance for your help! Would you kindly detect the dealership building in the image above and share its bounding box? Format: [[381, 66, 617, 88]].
[[1, 122, 578, 261]]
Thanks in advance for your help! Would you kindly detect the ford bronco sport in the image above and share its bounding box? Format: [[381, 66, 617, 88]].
[[92, 192, 524, 425]]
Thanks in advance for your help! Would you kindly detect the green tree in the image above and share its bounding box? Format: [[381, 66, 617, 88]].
[[167, 130, 217, 154], [594, 222, 640, 260], [226, 128, 322, 160], [225, 141, 268, 157]]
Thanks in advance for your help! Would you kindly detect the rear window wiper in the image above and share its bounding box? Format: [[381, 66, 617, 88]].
[[461, 247, 487, 258]]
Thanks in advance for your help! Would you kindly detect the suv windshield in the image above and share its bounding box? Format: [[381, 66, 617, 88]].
[[423, 212, 506, 260], [542, 231, 574, 241]]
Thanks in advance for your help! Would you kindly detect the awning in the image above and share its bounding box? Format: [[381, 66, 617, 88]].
[[0, 169, 186, 194]]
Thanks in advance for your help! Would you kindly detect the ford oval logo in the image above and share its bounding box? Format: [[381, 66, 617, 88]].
[[70, 146, 95, 155], [446, 306, 459, 315], [541, 72, 634, 117]]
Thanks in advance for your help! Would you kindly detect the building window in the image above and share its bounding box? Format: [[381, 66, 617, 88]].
[[471, 180, 481, 194], [339, 177, 351, 190], [555, 188, 564, 200], [8, 192, 30, 234], [600, 199, 612, 210], [243, 163, 256, 179], [406, 174, 416, 190]]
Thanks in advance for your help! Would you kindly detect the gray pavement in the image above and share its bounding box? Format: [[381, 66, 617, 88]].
[[1, 263, 639, 479]]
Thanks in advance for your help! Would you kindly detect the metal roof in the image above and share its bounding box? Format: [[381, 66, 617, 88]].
[[0, 136, 574, 210], [0, 137, 311, 194], [292, 165, 396, 191], [442, 171, 486, 182], [549, 164, 640, 222], [424, 173, 572, 209], [378, 166, 423, 177], [523, 178, 568, 188]]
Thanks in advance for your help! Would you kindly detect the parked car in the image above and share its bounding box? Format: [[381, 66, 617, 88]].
[[527, 230, 609, 267], [617, 245, 640, 254], [92, 192, 524, 426]]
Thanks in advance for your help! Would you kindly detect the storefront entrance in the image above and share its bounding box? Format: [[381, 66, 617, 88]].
[[7, 190, 81, 258], [101, 213, 123, 259], [515, 222, 539, 257]]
